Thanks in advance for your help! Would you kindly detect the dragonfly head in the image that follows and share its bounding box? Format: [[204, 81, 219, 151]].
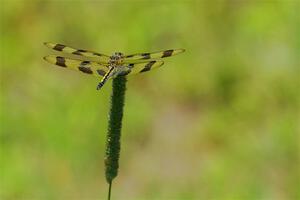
[[110, 52, 124, 65]]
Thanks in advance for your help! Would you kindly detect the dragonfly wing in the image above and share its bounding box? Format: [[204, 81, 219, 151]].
[[44, 55, 109, 77], [44, 42, 110, 63], [122, 60, 164, 76], [123, 49, 185, 62]]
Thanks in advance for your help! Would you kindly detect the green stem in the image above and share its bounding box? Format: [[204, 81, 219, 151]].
[[105, 76, 127, 198], [107, 181, 112, 200]]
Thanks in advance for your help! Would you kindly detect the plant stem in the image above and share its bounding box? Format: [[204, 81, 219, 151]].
[[105, 76, 127, 199], [108, 181, 112, 200]]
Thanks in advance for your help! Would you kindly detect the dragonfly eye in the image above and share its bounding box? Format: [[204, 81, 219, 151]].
[[110, 52, 123, 61], [109, 52, 124, 65]]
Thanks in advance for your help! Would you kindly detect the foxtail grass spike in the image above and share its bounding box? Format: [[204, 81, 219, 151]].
[[105, 76, 127, 197]]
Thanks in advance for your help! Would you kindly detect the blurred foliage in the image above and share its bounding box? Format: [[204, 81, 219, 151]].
[[0, 0, 299, 199]]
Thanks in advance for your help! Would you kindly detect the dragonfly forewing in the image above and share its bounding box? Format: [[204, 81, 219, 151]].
[[123, 49, 185, 62], [44, 42, 110, 63]]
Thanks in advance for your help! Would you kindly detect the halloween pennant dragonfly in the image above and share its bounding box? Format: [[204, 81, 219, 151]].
[[43, 42, 185, 90]]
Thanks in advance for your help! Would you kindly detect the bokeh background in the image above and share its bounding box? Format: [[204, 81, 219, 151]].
[[1, 0, 299, 199]]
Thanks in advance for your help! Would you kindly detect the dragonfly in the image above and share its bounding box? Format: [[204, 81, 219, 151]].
[[43, 42, 185, 90]]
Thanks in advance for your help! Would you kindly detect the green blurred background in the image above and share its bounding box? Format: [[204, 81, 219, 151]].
[[1, 0, 299, 199]]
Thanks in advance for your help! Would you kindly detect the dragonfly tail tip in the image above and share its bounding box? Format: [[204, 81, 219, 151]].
[[97, 83, 104, 90]]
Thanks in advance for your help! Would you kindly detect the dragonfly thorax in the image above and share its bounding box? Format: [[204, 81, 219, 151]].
[[110, 52, 124, 65]]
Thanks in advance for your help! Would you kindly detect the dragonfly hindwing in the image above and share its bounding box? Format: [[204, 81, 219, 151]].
[[43, 55, 109, 77], [125, 60, 164, 75]]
